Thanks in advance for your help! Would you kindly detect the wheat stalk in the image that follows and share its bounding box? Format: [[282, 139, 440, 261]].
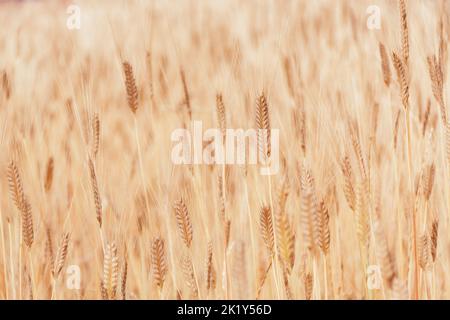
[[180, 69, 192, 120]]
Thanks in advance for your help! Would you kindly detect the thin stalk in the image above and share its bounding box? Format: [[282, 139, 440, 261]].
[[405, 108, 419, 300]]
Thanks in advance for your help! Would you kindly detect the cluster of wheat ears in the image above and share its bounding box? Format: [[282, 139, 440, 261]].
[[0, 0, 449, 300]]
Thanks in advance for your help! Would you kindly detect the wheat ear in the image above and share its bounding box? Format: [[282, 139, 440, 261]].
[[152, 236, 168, 290], [123, 61, 138, 114], [174, 198, 193, 248], [102, 242, 119, 300]]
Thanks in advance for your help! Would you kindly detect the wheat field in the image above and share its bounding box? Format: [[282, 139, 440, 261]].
[[0, 0, 449, 300]]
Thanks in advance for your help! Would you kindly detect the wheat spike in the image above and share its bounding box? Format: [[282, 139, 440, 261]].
[[7, 160, 25, 211], [255, 93, 271, 158], [276, 206, 295, 274], [152, 237, 167, 289], [1, 70, 11, 99], [123, 61, 138, 114], [259, 205, 274, 255], [44, 157, 54, 193], [174, 198, 193, 248], [121, 256, 128, 300], [217, 174, 226, 222], [430, 219, 438, 262], [102, 242, 119, 300], [379, 43, 391, 87], [304, 272, 313, 300], [300, 163, 319, 254], [88, 158, 102, 227], [206, 241, 216, 291], [341, 156, 356, 211], [318, 199, 330, 255], [422, 100, 431, 136], [356, 179, 370, 251], [419, 233, 430, 270], [282, 267, 293, 300], [45, 227, 55, 270], [181, 254, 198, 298], [392, 51, 409, 110], [421, 163, 435, 201], [224, 218, 231, 249], [216, 93, 226, 142], [399, 0, 409, 67], [374, 216, 396, 289], [92, 113, 100, 159], [21, 199, 34, 248], [350, 130, 367, 179], [427, 55, 446, 123], [53, 233, 70, 277]]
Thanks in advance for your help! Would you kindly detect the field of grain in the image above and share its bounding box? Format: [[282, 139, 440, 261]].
[[0, 0, 449, 300]]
